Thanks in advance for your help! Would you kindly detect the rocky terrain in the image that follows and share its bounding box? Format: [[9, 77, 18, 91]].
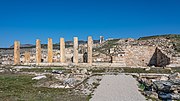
[[95, 34, 180, 57], [137, 72, 180, 100], [0, 34, 180, 101], [0, 64, 180, 101]]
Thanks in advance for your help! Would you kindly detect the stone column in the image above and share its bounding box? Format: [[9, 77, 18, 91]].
[[73, 37, 78, 64], [48, 38, 53, 63], [100, 36, 104, 44], [14, 41, 20, 65], [24, 51, 30, 63], [36, 39, 41, 64], [60, 38, 65, 63], [88, 36, 93, 64]]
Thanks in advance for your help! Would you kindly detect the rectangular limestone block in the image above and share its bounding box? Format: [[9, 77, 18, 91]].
[[48, 38, 53, 63], [60, 38, 66, 63], [24, 51, 30, 63], [73, 37, 78, 64], [36, 39, 41, 63], [14, 41, 20, 65]]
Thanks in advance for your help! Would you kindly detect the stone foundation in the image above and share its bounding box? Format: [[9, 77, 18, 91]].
[[156, 48, 170, 67], [24, 51, 30, 63], [110, 46, 171, 67], [2, 36, 179, 67]]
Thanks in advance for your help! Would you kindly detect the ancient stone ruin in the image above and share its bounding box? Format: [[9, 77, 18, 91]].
[[1, 35, 180, 67], [12, 36, 93, 66], [14, 41, 20, 65]]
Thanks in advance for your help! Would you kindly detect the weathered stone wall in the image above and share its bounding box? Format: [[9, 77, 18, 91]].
[[124, 46, 156, 66], [156, 48, 170, 67], [170, 57, 180, 64], [111, 46, 171, 67], [24, 51, 30, 63], [1, 36, 179, 67], [93, 52, 111, 63], [167, 56, 180, 67]]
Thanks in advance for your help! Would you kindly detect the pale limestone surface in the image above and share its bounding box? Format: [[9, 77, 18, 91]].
[[90, 75, 146, 101], [24, 51, 30, 63]]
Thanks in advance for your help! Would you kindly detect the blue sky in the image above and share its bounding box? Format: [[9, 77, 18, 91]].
[[0, 0, 180, 48]]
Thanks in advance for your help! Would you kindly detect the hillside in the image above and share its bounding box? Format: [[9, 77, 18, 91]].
[[9, 40, 100, 49], [95, 34, 180, 57], [138, 34, 180, 52], [10, 44, 34, 48]]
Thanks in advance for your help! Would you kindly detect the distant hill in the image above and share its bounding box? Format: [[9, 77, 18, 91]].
[[9, 40, 100, 49], [138, 34, 180, 52], [138, 34, 180, 40], [65, 40, 100, 45], [94, 34, 180, 57], [10, 44, 35, 48]]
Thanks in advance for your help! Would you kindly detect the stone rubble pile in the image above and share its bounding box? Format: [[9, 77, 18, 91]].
[[99, 37, 179, 58], [115, 37, 177, 56], [30, 67, 103, 95], [31, 68, 92, 89], [138, 73, 180, 100], [0, 66, 19, 73], [75, 75, 102, 95]]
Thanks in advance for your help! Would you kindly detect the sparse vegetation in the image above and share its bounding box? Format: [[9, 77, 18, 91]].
[[20, 67, 71, 73], [138, 34, 180, 40], [90, 68, 106, 73], [87, 93, 92, 100], [123, 68, 171, 74], [92, 82, 100, 89], [95, 39, 120, 56], [0, 74, 88, 101], [139, 34, 180, 52], [170, 67, 180, 72], [88, 67, 172, 74]]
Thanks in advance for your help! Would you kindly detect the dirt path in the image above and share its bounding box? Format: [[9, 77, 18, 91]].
[[90, 74, 146, 101]]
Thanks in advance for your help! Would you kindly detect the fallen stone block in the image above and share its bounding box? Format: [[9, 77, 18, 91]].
[[153, 81, 172, 93], [52, 70, 63, 74], [170, 79, 180, 85], [158, 92, 180, 100], [169, 72, 180, 80], [32, 75, 47, 80]]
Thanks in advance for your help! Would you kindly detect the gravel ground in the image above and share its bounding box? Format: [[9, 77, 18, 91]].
[[90, 74, 146, 101]]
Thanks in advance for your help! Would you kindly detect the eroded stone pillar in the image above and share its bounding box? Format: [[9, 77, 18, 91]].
[[24, 51, 30, 63], [100, 36, 104, 44], [88, 36, 93, 64], [36, 39, 41, 64], [48, 38, 53, 63], [73, 37, 78, 64], [60, 38, 65, 63], [14, 41, 20, 65]]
